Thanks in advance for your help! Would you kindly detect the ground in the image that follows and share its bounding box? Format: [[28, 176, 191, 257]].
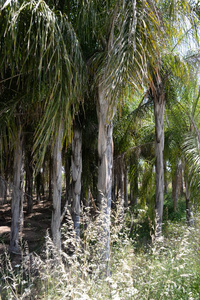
[[0, 195, 54, 263]]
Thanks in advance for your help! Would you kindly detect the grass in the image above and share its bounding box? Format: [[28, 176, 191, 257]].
[[0, 201, 200, 299]]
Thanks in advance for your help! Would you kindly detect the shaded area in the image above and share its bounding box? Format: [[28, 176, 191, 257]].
[[0, 195, 53, 256]]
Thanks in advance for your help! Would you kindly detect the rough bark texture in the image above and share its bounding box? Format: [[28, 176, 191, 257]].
[[97, 82, 113, 270], [10, 129, 23, 253], [51, 125, 63, 249], [154, 87, 165, 239], [71, 126, 82, 237]]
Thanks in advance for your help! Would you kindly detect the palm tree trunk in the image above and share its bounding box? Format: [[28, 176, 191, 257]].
[[10, 128, 23, 253], [48, 154, 53, 202], [0, 177, 6, 204], [112, 166, 116, 205], [131, 151, 139, 207], [36, 172, 41, 202], [71, 126, 82, 237], [164, 161, 168, 194], [118, 157, 124, 221], [172, 159, 181, 212], [124, 160, 128, 208], [51, 125, 63, 249], [154, 89, 165, 238], [97, 82, 113, 273], [19, 159, 24, 237], [26, 153, 33, 214]]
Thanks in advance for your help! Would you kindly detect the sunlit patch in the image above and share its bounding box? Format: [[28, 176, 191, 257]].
[[0, 226, 10, 235]]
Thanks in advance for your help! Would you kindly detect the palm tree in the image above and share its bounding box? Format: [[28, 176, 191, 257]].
[[176, 79, 200, 224], [141, 0, 200, 238], [0, 0, 84, 250], [74, 0, 161, 271], [71, 121, 82, 237]]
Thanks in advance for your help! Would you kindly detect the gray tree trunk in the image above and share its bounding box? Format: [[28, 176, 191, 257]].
[[71, 126, 82, 237], [51, 125, 63, 249], [154, 88, 165, 239], [97, 82, 114, 273], [19, 157, 24, 237], [10, 128, 23, 253]]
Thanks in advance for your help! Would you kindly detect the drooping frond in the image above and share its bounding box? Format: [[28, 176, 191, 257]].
[[104, 0, 162, 98], [0, 0, 85, 167], [182, 133, 200, 199]]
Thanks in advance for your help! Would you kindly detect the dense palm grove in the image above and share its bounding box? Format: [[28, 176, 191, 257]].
[[0, 0, 200, 298]]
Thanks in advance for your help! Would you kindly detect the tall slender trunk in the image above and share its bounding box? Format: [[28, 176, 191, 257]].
[[97, 82, 114, 273], [124, 160, 128, 208], [10, 128, 23, 253], [51, 125, 63, 249], [41, 162, 45, 196], [117, 157, 124, 221], [48, 154, 53, 202], [153, 87, 165, 239], [112, 166, 116, 205], [71, 126, 82, 237], [164, 161, 168, 194], [130, 151, 139, 207], [19, 158, 24, 237], [180, 167, 184, 196], [172, 159, 181, 212], [36, 172, 41, 202], [26, 153, 33, 214], [0, 177, 6, 204]]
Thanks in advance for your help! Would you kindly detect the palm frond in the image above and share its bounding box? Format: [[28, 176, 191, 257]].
[[0, 0, 85, 167]]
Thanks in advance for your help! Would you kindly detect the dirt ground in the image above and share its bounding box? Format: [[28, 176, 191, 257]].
[[0, 195, 53, 259]]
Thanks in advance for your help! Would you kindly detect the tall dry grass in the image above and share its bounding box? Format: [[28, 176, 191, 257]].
[[1, 207, 200, 299]]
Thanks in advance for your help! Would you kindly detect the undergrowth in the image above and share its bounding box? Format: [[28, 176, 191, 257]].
[[0, 208, 200, 299]]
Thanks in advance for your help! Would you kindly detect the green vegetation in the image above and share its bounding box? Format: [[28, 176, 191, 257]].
[[1, 205, 200, 299], [0, 0, 200, 298]]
